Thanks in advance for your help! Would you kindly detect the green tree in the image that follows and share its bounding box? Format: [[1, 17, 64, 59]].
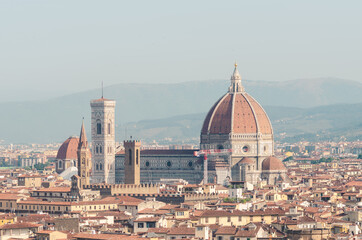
[[33, 162, 49, 171], [283, 156, 293, 162]]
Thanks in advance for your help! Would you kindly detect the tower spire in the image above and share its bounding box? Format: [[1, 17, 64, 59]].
[[101, 81, 104, 99], [79, 118, 88, 149], [77, 118, 91, 187], [228, 62, 244, 93]]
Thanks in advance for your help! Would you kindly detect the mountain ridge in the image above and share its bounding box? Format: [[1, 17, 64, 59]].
[[0, 77, 361, 143]]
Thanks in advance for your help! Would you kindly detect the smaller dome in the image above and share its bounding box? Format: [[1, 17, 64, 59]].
[[262, 156, 286, 171], [240, 157, 254, 165], [56, 137, 79, 160]]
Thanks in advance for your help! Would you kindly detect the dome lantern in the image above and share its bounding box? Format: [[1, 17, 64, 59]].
[[228, 62, 244, 93]]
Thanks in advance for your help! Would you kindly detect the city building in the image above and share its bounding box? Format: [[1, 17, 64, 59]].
[[116, 64, 287, 186], [90, 97, 116, 184]]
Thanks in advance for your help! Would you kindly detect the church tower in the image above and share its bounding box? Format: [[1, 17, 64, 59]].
[[90, 97, 116, 184], [77, 120, 91, 187], [124, 140, 141, 184]]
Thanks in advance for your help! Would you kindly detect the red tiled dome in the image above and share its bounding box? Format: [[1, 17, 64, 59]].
[[201, 92, 272, 135], [262, 156, 286, 171], [56, 137, 79, 160]]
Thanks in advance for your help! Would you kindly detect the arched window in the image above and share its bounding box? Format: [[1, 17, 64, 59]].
[[100, 146, 102, 153], [96, 164, 99, 170], [58, 161, 62, 168], [100, 163, 103, 170], [96, 120, 102, 135], [129, 149, 132, 165], [96, 146, 99, 154], [108, 122, 111, 135], [136, 149, 139, 165]]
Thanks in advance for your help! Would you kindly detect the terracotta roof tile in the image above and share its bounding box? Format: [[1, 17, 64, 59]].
[[167, 227, 195, 235], [56, 137, 79, 160], [201, 91, 272, 135]]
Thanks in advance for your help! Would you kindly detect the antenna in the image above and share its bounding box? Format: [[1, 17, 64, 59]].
[[101, 81, 104, 98]]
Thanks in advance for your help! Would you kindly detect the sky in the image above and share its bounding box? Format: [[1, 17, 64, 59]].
[[0, 0, 361, 102]]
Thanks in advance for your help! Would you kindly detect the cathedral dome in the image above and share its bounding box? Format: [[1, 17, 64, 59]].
[[262, 156, 286, 171], [56, 136, 79, 160], [201, 64, 272, 136]]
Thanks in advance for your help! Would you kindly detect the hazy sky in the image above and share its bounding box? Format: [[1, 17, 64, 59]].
[[1, 0, 361, 102]]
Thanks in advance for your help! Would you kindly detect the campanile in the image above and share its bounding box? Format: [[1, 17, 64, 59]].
[[90, 97, 116, 184]]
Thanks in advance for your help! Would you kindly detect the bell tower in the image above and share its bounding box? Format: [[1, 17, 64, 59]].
[[124, 140, 141, 184], [90, 97, 116, 184], [77, 120, 91, 187]]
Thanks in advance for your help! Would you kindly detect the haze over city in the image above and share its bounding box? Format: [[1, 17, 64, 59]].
[[1, 0, 362, 102]]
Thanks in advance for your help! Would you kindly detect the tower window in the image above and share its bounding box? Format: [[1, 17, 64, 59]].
[[136, 149, 139, 165], [97, 121, 102, 134], [96, 164, 99, 170], [108, 123, 111, 134], [100, 163, 103, 170], [96, 146, 99, 154], [129, 149, 132, 165], [100, 146, 102, 153]]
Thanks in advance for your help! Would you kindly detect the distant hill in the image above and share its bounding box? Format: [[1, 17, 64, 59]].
[[0, 78, 361, 143], [124, 103, 362, 144]]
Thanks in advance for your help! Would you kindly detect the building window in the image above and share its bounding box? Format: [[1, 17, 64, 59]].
[[96, 146, 99, 154], [97, 121, 102, 134], [129, 149, 132, 165], [96, 164, 99, 170], [146, 222, 155, 228], [138, 223, 144, 228], [100, 146, 102, 153], [167, 161, 172, 167], [108, 123, 111, 134], [145, 161, 150, 167], [242, 145, 249, 152], [177, 211, 184, 216], [188, 161, 193, 167], [136, 150, 139, 165], [100, 163, 103, 170]]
